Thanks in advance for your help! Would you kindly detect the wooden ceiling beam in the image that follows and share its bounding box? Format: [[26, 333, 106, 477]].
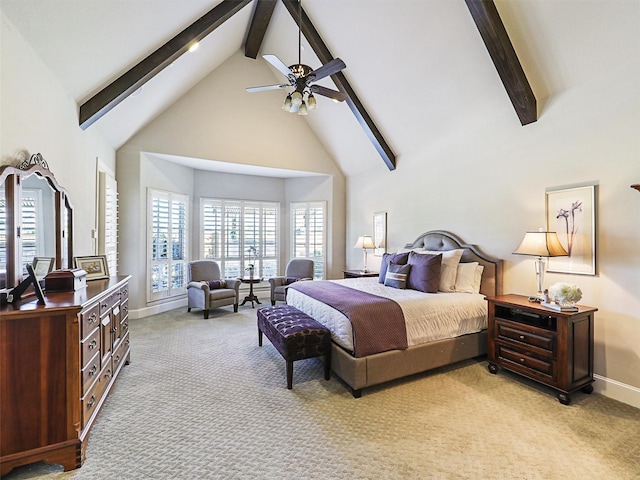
[[79, 0, 252, 130], [281, 0, 396, 170], [465, 0, 537, 125], [245, 0, 278, 59]]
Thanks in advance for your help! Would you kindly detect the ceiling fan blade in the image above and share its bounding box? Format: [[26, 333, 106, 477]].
[[262, 54, 295, 81], [310, 85, 348, 102], [309, 58, 346, 82], [246, 84, 290, 93]]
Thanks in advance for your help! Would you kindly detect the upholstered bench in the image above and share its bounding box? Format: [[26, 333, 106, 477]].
[[257, 305, 331, 389]]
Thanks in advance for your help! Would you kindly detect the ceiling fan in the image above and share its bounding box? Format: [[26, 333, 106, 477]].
[[246, 0, 348, 115]]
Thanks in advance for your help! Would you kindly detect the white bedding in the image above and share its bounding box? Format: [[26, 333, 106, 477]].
[[286, 277, 487, 353]]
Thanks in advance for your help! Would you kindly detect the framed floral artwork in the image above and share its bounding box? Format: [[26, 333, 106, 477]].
[[74, 255, 110, 280], [546, 183, 597, 275], [373, 212, 387, 256]]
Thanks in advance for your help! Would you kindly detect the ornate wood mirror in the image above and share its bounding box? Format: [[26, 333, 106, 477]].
[[0, 153, 73, 289]]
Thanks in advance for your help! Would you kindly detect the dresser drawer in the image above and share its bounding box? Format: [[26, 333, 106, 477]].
[[498, 345, 554, 378], [112, 332, 130, 374], [81, 351, 101, 394], [496, 320, 555, 354], [99, 292, 118, 316], [118, 284, 129, 303], [80, 303, 100, 338], [120, 305, 129, 337], [81, 327, 100, 366]]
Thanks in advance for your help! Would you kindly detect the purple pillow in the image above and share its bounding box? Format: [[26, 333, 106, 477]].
[[406, 251, 442, 293], [379, 251, 410, 284], [208, 280, 228, 289], [283, 277, 300, 285]]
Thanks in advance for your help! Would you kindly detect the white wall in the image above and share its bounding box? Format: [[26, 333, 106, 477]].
[[1, 12, 114, 262], [346, 60, 640, 406]]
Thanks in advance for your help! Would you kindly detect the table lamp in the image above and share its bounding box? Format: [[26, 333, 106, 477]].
[[354, 235, 376, 272], [513, 230, 568, 302]]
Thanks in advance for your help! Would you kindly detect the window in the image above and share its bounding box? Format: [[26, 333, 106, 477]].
[[98, 171, 118, 275], [291, 202, 326, 279], [148, 189, 188, 302], [201, 199, 279, 279]]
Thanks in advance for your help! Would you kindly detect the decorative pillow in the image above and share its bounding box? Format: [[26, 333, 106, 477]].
[[379, 251, 410, 283], [454, 262, 484, 294], [283, 277, 300, 285], [416, 249, 465, 292], [383, 263, 411, 289], [208, 280, 228, 289], [406, 251, 442, 293]]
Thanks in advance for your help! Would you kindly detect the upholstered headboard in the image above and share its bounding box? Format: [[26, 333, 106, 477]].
[[403, 230, 503, 297]]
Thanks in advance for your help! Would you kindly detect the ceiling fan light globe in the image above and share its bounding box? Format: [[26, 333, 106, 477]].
[[298, 101, 308, 115], [282, 94, 293, 111], [289, 103, 299, 114], [291, 91, 303, 106], [307, 94, 317, 110]]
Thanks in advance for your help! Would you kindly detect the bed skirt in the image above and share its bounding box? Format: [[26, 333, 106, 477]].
[[330, 330, 488, 397]]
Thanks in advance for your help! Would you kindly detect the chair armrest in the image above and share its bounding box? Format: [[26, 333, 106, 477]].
[[187, 281, 209, 293], [225, 278, 241, 292], [269, 276, 286, 288]]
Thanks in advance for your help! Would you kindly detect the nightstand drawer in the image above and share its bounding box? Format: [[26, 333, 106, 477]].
[[496, 320, 555, 354], [498, 345, 554, 378]]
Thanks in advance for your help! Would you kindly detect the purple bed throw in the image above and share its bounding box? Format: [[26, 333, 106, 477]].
[[288, 281, 408, 357]]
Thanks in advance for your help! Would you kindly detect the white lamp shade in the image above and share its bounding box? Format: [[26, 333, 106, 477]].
[[513, 231, 568, 257], [354, 235, 376, 249]]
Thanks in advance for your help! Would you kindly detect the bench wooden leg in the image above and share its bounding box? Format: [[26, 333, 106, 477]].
[[258, 328, 263, 346], [286, 360, 293, 389]]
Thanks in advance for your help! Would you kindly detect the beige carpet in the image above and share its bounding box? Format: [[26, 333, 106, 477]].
[[4, 299, 640, 480]]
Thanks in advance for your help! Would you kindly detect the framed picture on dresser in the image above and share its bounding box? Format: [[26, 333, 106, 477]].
[[74, 255, 110, 280]]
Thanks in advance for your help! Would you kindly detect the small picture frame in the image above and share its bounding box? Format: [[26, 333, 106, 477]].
[[32, 257, 55, 280], [74, 255, 110, 281]]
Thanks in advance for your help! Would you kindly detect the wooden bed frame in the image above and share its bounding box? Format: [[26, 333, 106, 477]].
[[331, 230, 503, 397]]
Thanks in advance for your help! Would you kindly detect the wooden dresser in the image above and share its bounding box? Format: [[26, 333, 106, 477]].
[[0, 276, 131, 476], [486, 294, 597, 405]]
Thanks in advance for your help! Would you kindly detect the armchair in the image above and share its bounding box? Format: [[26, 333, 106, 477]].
[[187, 260, 240, 319], [269, 258, 314, 305]]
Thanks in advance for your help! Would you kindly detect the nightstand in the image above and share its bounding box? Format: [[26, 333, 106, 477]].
[[486, 294, 597, 405], [343, 270, 379, 279]]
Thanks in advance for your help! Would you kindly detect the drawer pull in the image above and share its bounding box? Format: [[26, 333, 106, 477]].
[[88, 339, 97, 350], [88, 365, 98, 377], [87, 395, 96, 409], [104, 369, 112, 380], [520, 358, 525, 363], [114, 354, 121, 365], [88, 313, 98, 324], [519, 335, 525, 340]]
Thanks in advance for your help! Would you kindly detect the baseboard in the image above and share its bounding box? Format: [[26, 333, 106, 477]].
[[593, 374, 640, 409], [130, 297, 187, 319]]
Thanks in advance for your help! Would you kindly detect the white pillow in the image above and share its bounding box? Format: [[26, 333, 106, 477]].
[[455, 262, 484, 294], [415, 249, 465, 292]]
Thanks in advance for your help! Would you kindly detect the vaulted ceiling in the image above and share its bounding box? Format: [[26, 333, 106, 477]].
[[2, 0, 634, 176]]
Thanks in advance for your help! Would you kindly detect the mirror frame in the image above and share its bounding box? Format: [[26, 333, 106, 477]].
[[0, 154, 74, 289]]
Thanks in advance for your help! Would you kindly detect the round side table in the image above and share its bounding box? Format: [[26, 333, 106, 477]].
[[239, 277, 263, 308]]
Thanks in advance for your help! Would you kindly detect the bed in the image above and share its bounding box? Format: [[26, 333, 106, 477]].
[[286, 230, 503, 397]]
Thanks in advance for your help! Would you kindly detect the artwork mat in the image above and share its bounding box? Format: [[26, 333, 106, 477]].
[[545, 183, 596, 275], [373, 211, 387, 256], [32, 257, 55, 280], [74, 255, 110, 280]]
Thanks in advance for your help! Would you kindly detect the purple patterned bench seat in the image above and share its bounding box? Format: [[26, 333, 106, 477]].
[[257, 305, 331, 389]]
